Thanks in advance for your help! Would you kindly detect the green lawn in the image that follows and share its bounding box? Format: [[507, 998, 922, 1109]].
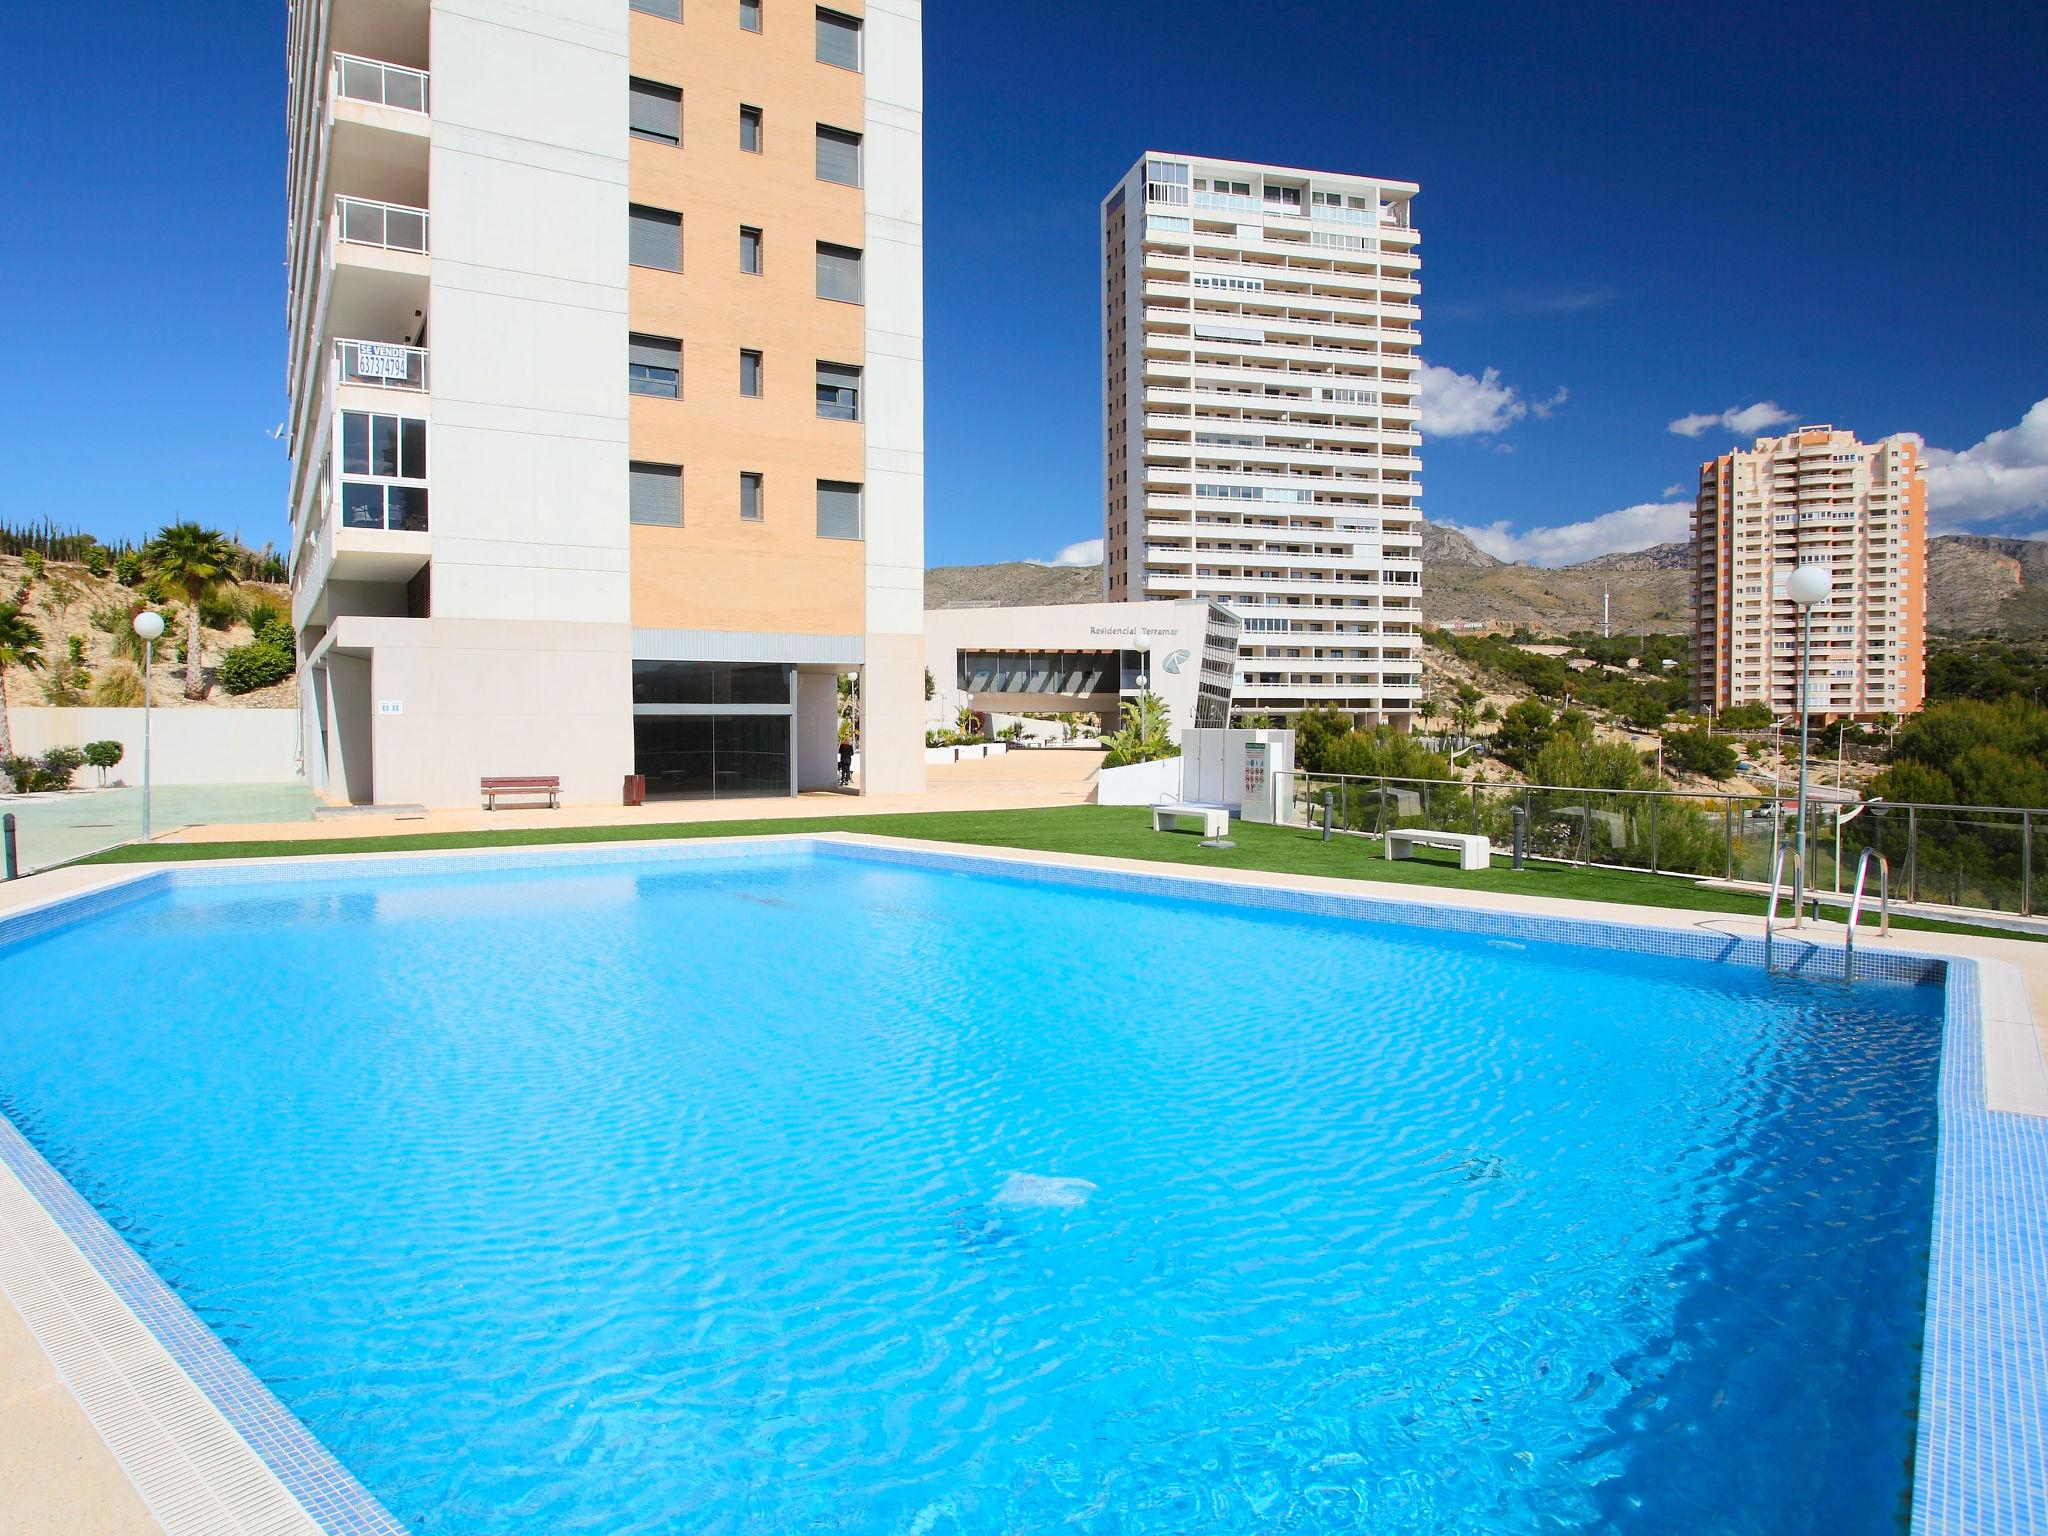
[[75, 804, 2031, 943]]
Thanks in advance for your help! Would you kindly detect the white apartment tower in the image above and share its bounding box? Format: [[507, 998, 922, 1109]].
[[1101, 153, 1423, 728], [283, 0, 925, 808], [1692, 426, 1928, 721]]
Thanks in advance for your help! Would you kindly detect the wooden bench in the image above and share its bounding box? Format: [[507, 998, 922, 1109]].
[[1152, 798, 1231, 840], [1385, 827, 1491, 871], [481, 775, 561, 810]]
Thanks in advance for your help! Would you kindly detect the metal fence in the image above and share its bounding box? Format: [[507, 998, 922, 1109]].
[[1279, 771, 2043, 917]]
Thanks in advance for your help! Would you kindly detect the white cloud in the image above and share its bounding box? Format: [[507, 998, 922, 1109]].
[[1668, 401, 1797, 438], [1038, 537, 1103, 567], [1923, 397, 2048, 531], [1419, 364, 1528, 437], [1531, 386, 1570, 420], [1443, 501, 1694, 567], [1662, 482, 1686, 498]]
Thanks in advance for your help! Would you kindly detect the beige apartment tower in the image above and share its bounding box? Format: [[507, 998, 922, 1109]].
[[1691, 426, 1927, 721], [1101, 152, 1423, 728], [283, 0, 924, 807]]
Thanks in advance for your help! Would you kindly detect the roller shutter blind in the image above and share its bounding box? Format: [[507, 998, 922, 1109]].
[[816, 242, 862, 302], [629, 79, 681, 145], [629, 205, 682, 271], [816, 480, 862, 540], [815, 8, 861, 69], [629, 462, 683, 527], [815, 125, 861, 186]]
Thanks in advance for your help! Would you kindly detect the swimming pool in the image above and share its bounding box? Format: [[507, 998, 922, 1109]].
[[0, 840, 2021, 1533]]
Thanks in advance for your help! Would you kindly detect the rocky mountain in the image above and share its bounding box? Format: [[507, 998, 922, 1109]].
[[927, 530, 2048, 638], [925, 560, 1102, 610], [1572, 541, 1694, 572], [1419, 523, 1501, 568], [1926, 534, 2048, 637]]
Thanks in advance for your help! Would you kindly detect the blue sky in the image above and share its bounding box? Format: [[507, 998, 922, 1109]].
[[3, 0, 2044, 566]]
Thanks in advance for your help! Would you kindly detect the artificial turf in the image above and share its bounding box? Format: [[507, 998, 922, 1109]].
[[74, 802, 2030, 943]]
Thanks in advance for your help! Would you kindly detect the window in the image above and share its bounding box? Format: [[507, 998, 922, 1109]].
[[740, 472, 764, 522], [740, 349, 763, 397], [816, 361, 860, 421], [739, 104, 763, 153], [815, 7, 861, 69], [631, 0, 680, 17], [629, 461, 683, 527], [629, 333, 681, 398], [339, 412, 428, 531], [340, 411, 426, 479], [816, 480, 862, 540], [629, 78, 681, 145], [740, 225, 762, 273], [816, 241, 862, 302], [629, 204, 681, 271], [740, 0, 761, 28], [815, 124, 861, 186]]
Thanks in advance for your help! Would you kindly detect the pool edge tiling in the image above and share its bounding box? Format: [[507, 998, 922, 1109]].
[[0, 835, 2043, 1536]]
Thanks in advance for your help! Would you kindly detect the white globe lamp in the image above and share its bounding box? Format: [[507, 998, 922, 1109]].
[[132, 610, 166, 842]]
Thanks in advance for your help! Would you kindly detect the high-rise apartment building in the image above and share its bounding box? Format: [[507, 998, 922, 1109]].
[[284, 0, 924, 807], [1691, 426, 1926, 721], [1100, 153, 1423, 728]]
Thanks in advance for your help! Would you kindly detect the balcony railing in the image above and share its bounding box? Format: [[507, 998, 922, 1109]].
[[333, 53, 430, 114], [336, 195, 428, 254], [340, 481, 430, 533], [335, 339, 429, 392]]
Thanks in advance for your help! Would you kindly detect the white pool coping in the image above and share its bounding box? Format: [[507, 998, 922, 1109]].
[[0, 830, 2043, 1534]]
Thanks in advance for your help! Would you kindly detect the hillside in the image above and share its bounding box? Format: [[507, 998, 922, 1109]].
[[1927, 534, 2048, 636], [928, 529, 2048, 638], [925, 560, 1102, 609], [0, 554, 296, 712]]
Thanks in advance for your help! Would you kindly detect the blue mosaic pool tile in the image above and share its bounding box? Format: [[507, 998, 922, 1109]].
[[0, 835, 2039, 1533], [0, 1111, 406, 1536]]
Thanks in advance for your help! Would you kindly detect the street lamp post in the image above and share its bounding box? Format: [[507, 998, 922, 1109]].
[[1784, 565, 1832, 921], [132, 610, 165, 843]]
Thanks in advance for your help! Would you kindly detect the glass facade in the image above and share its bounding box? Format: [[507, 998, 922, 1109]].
[[631, 662, 793, 799], [633, 715, 790, 799]]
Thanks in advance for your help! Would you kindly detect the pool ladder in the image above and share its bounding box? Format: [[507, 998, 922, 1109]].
[[1764, 845, 1890, 981]]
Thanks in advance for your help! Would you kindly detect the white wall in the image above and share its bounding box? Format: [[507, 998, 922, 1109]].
[[1094, 756, 1183, 806], [9, 709, 303, 787], [861, 0, 926, 798], [428, 0, 632, 628]]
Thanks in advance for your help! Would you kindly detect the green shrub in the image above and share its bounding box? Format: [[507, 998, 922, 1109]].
[[199, 588, 246, 631], [114, 551, 144, 587], [91, 663, 147, 707], [1662, 727, 1739, 781], [82, 544, 110, 577], [243, 595, 292, 646], [21, 550, 43, 581], [0, 755, 38, 793], [38, 746, 86, 787], [1718, 701, 1774, 731], [84, 739, 125, 784], [217, 639, 294, 695]]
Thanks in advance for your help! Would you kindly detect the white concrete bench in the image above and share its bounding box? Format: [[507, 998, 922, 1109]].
[[1152, 799, 1231, 839], [1385, 827, 1491, 871]]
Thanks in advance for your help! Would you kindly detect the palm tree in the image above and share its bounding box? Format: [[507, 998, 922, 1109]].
[[0, 603, 45, 759], [143, 524, 241, 699], [1103, 691, 1175, 767]]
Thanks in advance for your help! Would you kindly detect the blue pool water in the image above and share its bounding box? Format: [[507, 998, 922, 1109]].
[[0, 848, 1944, 1534]]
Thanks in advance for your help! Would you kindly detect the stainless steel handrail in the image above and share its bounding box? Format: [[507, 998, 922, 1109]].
[[1844, 848, 1891, 981], [1765, 843, 1801, 973]]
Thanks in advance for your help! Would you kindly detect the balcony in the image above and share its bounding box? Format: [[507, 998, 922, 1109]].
[[334, 338, 429, 393], [337, 194, 427, 254], [334, 53, 429, 113]]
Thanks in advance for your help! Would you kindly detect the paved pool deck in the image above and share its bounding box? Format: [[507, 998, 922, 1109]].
[[0, 829, 2041, 1536]]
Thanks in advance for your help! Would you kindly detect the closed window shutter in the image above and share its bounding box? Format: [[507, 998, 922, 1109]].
[[817, 480, 862, 540], [741, 0, 762, 29], [628, 335, 679, 370], [630, 0, 680, 17], [816, 243, 862, 302], [629, 462, 683, 527], [629, 205, 681, 270], [815, 126, 861, 186], [629, 79, 681, 145], [816, 361, 860, 420], [815, 8, 861, 69]]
